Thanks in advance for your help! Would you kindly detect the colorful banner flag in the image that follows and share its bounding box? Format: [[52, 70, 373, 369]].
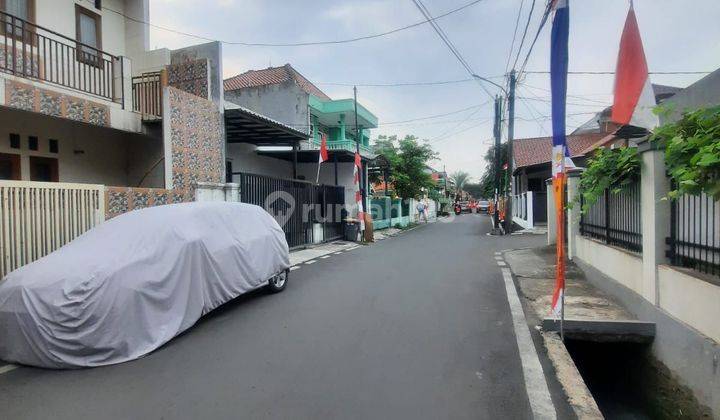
[[611, 4, 658, 130], [550, 0, 570, 319], [354, 152, 365, 231]]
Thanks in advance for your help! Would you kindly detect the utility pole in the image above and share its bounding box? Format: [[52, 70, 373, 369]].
[[353, 86, 366, 219], [492, 95, 502, 234], [504, 70, 516, 234]]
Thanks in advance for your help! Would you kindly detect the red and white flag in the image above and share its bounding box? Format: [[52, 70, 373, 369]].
[[611, 4, 658, 130], [318, 133, 329, 163], [316, 134, 329, 183], [353, 152, 365, 231]]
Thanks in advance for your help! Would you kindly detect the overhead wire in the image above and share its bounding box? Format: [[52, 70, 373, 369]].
[[84, 0, 488, 47]]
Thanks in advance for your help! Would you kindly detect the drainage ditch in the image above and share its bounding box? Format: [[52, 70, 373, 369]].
[[564, 340, 712, 419]]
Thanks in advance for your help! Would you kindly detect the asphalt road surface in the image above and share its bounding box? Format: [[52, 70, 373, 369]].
[[0, 214, 570, 419]]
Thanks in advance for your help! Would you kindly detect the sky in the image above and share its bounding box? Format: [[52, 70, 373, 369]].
[[148, 0, 720, 180]]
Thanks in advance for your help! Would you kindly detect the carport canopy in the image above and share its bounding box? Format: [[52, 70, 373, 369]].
[[224, 105, 308, 146]]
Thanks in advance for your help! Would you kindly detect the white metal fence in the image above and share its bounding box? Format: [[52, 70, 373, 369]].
[[512, 191, 534, 229], [0, 181, 105, 278]]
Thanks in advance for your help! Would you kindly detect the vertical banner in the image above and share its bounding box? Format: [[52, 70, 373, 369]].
[[550, 0, 570, 325], [354, 152, 365, 231]]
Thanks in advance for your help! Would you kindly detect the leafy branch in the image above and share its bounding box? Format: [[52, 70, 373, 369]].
[[651, 106, 720, 200], [578, 147, 641, 212]]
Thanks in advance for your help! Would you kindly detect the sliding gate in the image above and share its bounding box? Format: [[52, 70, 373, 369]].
[[235, 172, 345, 248]]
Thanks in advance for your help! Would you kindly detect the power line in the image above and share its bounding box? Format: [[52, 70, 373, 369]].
[[504, 0, 526, 73], [510, 0, 537, 71], [380, 102, 490, 125], [523, 70, 713, 75], [516, 1, 554, 78], [88, 0, 487, 47], [410, 0, 496, 100]]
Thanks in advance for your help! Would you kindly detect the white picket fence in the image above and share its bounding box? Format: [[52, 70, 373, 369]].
[[0, 181, 105, 278]]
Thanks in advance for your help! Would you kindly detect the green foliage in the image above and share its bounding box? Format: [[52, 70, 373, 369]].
[[372, 134, 438, 199], [651, 106, 720, 200], [478, 142, 509, 198], [463, 183, 485, 199], [578, 147, 641, 212], [449, 171, 471, 191]]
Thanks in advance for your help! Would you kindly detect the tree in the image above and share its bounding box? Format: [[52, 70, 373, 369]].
[[372, 134, 438, 199], [478, 142, 509, 198], [449, 171, 471, 192]]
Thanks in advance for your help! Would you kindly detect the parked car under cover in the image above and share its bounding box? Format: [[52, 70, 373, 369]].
[[0, 202, 290, 369]]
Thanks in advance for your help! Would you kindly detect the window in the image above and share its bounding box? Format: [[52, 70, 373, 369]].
[[75, 5, 102, 65], [1, 0, 35, 39], [0, 153, 21, 180], [29, 156, 58, 182], [94, 0, 102, 9], [9, 133, 20, 149], [28, 135, 38, 151], [49, 138, 58, 153]]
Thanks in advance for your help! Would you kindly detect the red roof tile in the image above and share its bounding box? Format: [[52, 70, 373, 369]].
[[513, 133, 608, 169], [224, 64, 331, 100]]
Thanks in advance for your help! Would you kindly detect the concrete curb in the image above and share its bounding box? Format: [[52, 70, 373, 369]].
[[542, 332, 604, 419]]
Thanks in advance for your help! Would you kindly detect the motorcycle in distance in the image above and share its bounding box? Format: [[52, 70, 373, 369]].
[[454, 202, 462, 215]]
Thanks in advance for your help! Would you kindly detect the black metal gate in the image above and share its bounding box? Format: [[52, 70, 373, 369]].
[[235, 172, 345, 248]]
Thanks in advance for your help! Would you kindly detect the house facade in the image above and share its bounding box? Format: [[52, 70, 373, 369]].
[[0, 0, 226, 276], [223, 64, 378, 213]]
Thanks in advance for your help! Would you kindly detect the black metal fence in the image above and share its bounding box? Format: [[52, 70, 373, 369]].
[[667, 192, 719, 278], [234, 172, 345, 249], [580, 181, 642, 253], [1, 11, 119, 102]]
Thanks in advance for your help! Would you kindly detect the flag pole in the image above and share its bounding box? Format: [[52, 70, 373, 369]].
[[316, 150, 322, 184]]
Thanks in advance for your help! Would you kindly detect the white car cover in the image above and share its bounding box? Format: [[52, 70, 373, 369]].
[[0, 202, 290, 369]]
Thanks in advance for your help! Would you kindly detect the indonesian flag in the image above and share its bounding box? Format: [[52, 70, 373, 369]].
[[354, 152, 365, 231], [550, 0, 570, 318], [611, 4, 658, 130], [319, 133, 329, 163]]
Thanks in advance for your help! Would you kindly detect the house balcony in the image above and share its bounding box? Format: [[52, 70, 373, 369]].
[[0, 10, 123, 104], [308, 95, 378, 158], [310, 137, 374, 157]]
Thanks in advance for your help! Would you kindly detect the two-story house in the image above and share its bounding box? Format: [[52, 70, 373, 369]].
[[223, 64, 378, 213], [0, 0, 226, 276]]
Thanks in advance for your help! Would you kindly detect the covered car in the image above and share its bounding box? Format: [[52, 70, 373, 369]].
[[0, 202, 290, 369]]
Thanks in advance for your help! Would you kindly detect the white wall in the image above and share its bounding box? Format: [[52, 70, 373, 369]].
[[226, 143, 292, 179], [34, 0, 144, 58], [575, 236, 645, 297], [297, 161, 357, 210], [0, 105, 161, 187], [658, 265, 720, 343]]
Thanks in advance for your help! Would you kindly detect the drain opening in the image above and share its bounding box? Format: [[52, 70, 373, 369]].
[[564, 340, 711, 419]]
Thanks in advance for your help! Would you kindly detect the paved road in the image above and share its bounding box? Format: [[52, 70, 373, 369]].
[[0, 214, 566, 419]]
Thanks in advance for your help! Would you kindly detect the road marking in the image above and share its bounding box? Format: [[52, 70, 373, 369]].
[[320, 255, 331, 259], [494, 256, 503, 260], [333, 252, 343, 255], [0, 364, 18, 375], [290, 266, 300, 271], [305, 260, 316, 265], [346, 246, 359, 251], [500, 267, 557, 419], [494, 252, 502, 256], [497, 261, 507, 266]]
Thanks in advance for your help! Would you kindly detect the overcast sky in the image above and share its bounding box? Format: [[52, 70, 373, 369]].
[[149, 0, 720, 179]]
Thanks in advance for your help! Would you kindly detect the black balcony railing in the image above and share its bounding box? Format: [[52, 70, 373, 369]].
[[132, 71, 162, 120], [580, 181, 643, 253], [0, 11, 120, 102]]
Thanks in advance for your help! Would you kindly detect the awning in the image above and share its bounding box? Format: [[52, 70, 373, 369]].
[[224, 105, 308, 145]]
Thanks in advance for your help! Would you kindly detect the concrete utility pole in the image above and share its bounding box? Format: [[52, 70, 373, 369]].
[[504, 70, 516, 234], [354, 86, 367, 215], [492, 95, 502, 233]]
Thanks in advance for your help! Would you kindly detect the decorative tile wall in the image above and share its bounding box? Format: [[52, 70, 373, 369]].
[[4, 80, 110, 126], [104, 86, 223, 219], [105, 187, 190, 219], [167, 59, 209, 99]]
